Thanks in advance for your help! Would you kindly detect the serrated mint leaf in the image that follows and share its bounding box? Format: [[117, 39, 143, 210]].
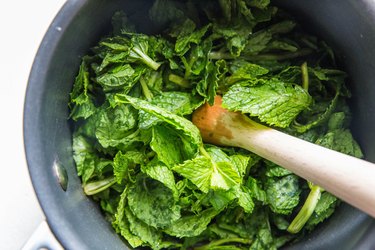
[[96, 64, 144, 92], [127, 175, 181, 228], [150, 125, 194, 167], [265, 161, 292, 178], [266, 175, 301, 215], [211, 161, 242, 190], [72, 134, 97, 183], [227, 60, 269, 84], [125, 207, 163, 249], [222, 79, 312, 127], [141, 91, 203, 129], [316, 129, 363, 158], [113, 151, 145, 183], [141, 159, 178, 199], [246, 177, 267, 203], [230, 154, 251, 178], [173, 156, 212, 193], [249, 228, 276, 250], [236, 186, 255, 213], [95, 104, 138, 148], [209, 189, 237, 211], [115, 94, 202, 152], [164, 208, 218, 238], [173, 148, 241, 193], [113, 189, 143, 248], [174, 20, 211, 55]]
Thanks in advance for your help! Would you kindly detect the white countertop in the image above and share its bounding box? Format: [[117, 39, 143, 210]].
[[0, 1, 66, 249]]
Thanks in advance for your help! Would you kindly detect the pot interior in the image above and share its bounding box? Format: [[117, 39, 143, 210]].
[[24, 0, 375, 249]]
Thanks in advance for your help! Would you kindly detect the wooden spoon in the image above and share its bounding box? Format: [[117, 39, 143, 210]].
[[192, 96, 375, 218]]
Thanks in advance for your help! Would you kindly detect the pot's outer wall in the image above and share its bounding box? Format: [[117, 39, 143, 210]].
[[24, 0, 375, 250]]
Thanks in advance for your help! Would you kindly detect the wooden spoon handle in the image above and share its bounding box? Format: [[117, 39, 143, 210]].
[[193, 97, 375, 218]]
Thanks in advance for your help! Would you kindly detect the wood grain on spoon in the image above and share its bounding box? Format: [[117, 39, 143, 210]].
[[192, 95, 375, 218]]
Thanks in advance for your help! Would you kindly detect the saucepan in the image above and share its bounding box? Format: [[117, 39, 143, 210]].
[[23, 0, 375, 249]]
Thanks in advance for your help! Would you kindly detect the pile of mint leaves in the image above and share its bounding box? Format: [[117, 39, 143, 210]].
[[69, 0, 364, 249]]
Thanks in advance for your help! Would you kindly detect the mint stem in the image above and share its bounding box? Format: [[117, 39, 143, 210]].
[[83, 176, 116, 195], [287, 183, 321, 233], [168, 73, 190, 88], [199, 145, 211, 159], [301, 62, 309, 91], [140, 77, 153, 100], [132, 47, 161, 70]]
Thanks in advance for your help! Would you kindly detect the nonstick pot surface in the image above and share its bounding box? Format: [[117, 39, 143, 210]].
[[24, 1, 375, 249]]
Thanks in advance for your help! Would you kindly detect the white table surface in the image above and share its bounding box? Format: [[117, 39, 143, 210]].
[[0, 1, 66, 249]]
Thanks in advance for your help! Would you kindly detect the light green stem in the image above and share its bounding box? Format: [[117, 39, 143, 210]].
[[287, 184, 321, 234], [199, 145, 211, 159], [301, 62, 309, 91], [132, 47, 161, 70], [83, 176, 116, 195], [140, 77, 153, 100], [168, 73, 190, 88]]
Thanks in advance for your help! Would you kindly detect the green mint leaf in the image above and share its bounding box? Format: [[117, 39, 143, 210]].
[[327, 112, 346, 131], [141, 159, 178, 199], [127, 175, 181, 228], [97, 51, 129, 72], [70, 99, 96, 121], [211, 161, 242, 190], [222, 79, 312, 128], [265, 161, 292, 178], [209, 185, 254, 213], [243, 20, 295, 56], [70, 58, 91, 105], [69, 59, 96, 120], [164, 208, 218, 238], [115, 94, 202, 152], [246, 177, 267, 203], [128, 34, 161, 70], [140, 91, 204, 129], [249, 228, 276, 250], [173, 156, 212, 193], [113, 151, 145, 184], [174, 19, 211, 55], [151, 125, 196, 167], [72, 134, 97, 183], [227, 60, 269, 85], [235, 185, 255, 213], [247, 0, 270, 9], [95, 104, 138, 148], [196, 60, 221, 105], [173, 148, 241, 193], [181, 39, 212, 77], [209, 189, 237, 211], [229, 154, 251, 178], [124, 207, 163, 249], [266, 175, 301, 215], [266, 40, 298, 52], [96, 64, 145, 92], [113, 189, 143, 248], [316, 129, 363, 158]]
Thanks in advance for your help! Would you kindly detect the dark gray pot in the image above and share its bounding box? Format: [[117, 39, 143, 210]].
[[24, 0, 375, 249]]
